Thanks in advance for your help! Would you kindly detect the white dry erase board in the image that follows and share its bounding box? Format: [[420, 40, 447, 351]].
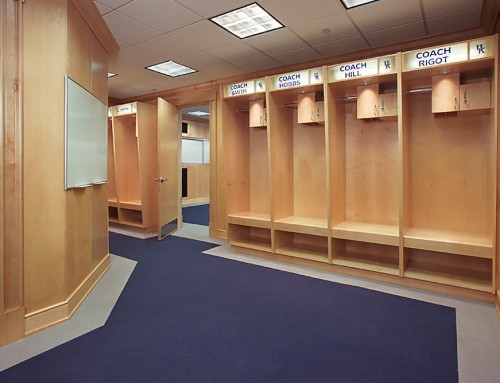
[[65, 76, 108, 189], [181, 138, 210, 164]]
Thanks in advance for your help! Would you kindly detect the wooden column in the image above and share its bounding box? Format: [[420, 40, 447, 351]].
[[0, 0, 25, 347]]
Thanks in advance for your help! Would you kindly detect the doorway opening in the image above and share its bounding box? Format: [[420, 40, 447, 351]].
[[180, 104, 210, 226]]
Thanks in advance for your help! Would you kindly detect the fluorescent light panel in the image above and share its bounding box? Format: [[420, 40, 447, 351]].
[[188, 111, 210, 117], [210, 3, 283, 39], [340, 0, 379, 9], [146, 61, 196, 77], [108, 72, 117, 78]]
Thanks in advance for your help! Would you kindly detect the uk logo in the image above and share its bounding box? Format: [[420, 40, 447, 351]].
[[476, 44, 485, 55], [384, 60, 391, 70]]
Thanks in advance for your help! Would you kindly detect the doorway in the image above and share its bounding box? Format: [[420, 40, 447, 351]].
[[180, 104, 210, 227]]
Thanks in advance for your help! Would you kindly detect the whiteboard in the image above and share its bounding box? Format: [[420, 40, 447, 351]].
[[65, 77, 108, 189], [182, 138, 204, 164], [203, 140, 210, 164]]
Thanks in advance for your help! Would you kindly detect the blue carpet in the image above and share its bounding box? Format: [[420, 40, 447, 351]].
[[0, 233, 458, 382], [182, 203, 209, 226]]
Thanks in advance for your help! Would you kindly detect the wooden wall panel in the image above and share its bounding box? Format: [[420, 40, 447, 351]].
[[91, 184, 109, 268], [183, 164, 209, 203], [67, 0, 91, 90], [23, 0, 67, 313], [65, 188, 92, 295], [213, 97, 226, 237], [91, 33, 108, 105], [185, 120, 209, 139]]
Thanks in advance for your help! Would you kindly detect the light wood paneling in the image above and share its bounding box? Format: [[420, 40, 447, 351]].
[[379, 92, 398, 117], [23, 0, 67, 313], [136, 102, 158, 228], [432, 73, 460, 113], [67, 0, 91, 91], [70, 0, 119, 54], [184, 120, 209, 139], [91, 33, 108, 104], [107, 119, 117, 201], [1, 0, 24, 320], [0, 308, 26, 347], [212, 97, 226, 237], [249, 99, 266, 128], [223, 98, 250, 214], [357, 84, 379, 119], [65, 188, 92, 295], [91, 184, 109, 268], [183, 164, 209, 203], [460, 81, 491, 111], [345, 101, 399, 225], [407, 92, 493, 236]]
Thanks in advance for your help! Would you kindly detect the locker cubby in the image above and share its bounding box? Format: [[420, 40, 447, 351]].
[[328, 73, 399, 246], [228, 224, 272, 252], [119, 208, 143, 227], [275, 230, 329, 263], [332, 239, 399, 275], [223, 96, 271, 229], [108, 206, 118, 222], [113, 113, 141, 207], [269, 85, 328, 233], [402, 60, 495, 258], [403, 248, 493, 292]]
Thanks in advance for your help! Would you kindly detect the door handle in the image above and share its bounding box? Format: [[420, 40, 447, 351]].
[[155, 177, 167, 183]]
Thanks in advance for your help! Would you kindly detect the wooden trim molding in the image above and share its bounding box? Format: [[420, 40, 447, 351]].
[[481, 0, 500, 34], [25, 254, 111, 335], [0, 307, 26, 346], [70, 0, 119, 54]]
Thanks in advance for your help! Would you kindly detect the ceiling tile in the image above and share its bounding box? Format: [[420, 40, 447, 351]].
[[348, 0, 422, 34], [259, 0, 344, 26], [135, 35, 198, 59], [422, 0, 483, 19], [108, 46, 164, 72], [290, 13, 359, 45], [118, 0, 202, 33], [94, 0, 131, 9], [313, 35, 369, 57], [206, 41, 265, 63], [168, 20, 237, 50], [245, 28, 308, 55], [174, 0, 254, 18], [427, 8, 482, 36], [175, 52, 229, 71], [202, 63, 246, 78], [364, 21, 426, 48], [94, 2, 112, 15], [175, 72, 216, 87], [116, 40, 130, 49], [271, 46, 322, 65], [235, 56, 282, 72], [103, 11, 162, 45]]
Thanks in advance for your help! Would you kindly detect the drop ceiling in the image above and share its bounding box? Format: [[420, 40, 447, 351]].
[[95, 0, 487, 100]]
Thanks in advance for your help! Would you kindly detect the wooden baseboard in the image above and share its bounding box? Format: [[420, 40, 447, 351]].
[[0, 307, 26, 346], [229, 245, 495, 303], [25, 254, 111, 335], [210, 226, 226, 240]]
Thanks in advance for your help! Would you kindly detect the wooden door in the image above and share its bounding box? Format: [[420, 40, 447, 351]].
[[431, 73, 459, 113], [357, 84, 379, 119], [459, 82, 491, 111], [297, 92, 316, 123], [157, 98, 180, 239], [249, 99, 266, 127], [378, 93, 398, 117]]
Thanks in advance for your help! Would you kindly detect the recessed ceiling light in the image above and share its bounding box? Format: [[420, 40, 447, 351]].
[[188, 111, 210, 117], [108, 72, 117, 78], [340, 0, 379, 9], [146, 61, 197, 77], [210, 3, 283, 39]]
